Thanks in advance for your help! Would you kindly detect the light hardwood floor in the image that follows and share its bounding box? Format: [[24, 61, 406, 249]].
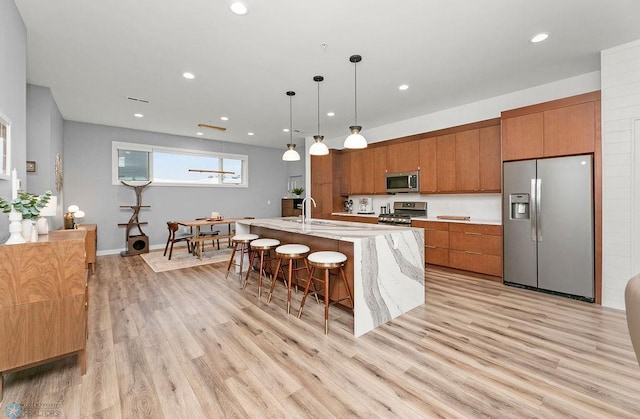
[[2, 254, 640, 418]]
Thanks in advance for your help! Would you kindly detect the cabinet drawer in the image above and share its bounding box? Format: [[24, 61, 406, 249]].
[[425, 230, 449, 248], [449, 223, 502, 236], [449, 250, 502, 277], [449, 232, 502, 256], [425, 247, 449, 266], [413, 220, 449, 231]]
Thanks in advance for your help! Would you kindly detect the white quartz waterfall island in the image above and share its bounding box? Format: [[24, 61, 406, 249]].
[[236, 218, 425, 337]]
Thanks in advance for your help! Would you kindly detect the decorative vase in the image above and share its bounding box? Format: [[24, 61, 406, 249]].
[[6, 212, 26, 245], [36, 216, 49, 235], [22, 219, 34, 241], [30, 224, 38, 242]]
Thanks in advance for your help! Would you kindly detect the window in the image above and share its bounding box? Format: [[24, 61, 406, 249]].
[[0, 114, 10, 178], [112, 141, 248, 187]]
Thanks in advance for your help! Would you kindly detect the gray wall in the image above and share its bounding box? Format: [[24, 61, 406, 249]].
[[26, 84, 64, 230], [0, 1, 26, 242], [63, 121, 297, 252]]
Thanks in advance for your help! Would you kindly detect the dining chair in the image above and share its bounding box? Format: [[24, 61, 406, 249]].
[[195, 217, 221, 250], [163, 221, 191, 260]]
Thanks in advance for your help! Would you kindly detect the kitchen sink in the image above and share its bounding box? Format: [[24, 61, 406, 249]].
[[284, 218, 333, 226]]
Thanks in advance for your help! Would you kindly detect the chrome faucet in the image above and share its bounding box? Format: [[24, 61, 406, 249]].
[[301, 196, 317, 223]]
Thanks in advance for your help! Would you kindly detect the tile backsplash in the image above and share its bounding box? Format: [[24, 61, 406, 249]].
[[349, 193, 502, 220]]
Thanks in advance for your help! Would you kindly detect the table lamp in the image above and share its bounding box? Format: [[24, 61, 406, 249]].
[[36, 195, 57, 234], [73, 210, 85, 228], [64, 204, 83, 229]]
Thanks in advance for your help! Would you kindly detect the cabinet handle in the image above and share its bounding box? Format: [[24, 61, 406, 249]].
[[464, 232, 482, 235], [464, 250, 482, 255], [425, 245, 436, 249]]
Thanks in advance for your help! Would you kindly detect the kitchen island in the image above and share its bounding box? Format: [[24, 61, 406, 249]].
[[236, 217, 424, 336]]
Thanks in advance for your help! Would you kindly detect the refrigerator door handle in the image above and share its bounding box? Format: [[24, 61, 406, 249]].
[[536, 178, 542, 242], [531, 179, 537, 242]]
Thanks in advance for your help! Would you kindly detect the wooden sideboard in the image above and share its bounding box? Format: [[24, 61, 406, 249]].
[[58, 224, 97, 275], [77, 224, 97, 274], [0, 230, 88, 399]]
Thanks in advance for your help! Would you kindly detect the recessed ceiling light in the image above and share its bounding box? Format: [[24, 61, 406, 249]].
[[229, 1, 248, 15], [220, 116, 229, 121], [530, 33, 549, 43], [182, 72, 195, 79], [398, 84, 409, 91], [327, 112, 335, 117], [248, 132, 254, 136], [283, 128, 290, 132], [196, 132, 203, 136], [134, 113, 144, 118]]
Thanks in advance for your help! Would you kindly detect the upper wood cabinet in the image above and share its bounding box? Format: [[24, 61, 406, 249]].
[[501, 112, 544, 161], [418, 137, 437, 193], [436, 134, 456, 192], [386, 141, 419, 173], [311, 153, 333, 184], [372, 146, 387, 194], [479, 125, 501, 192], [543, 101, 595, 157], [334, 151, 351, 196], [501, 91, 600, 161], [455, 129, 480, 192], [349, 148, 375, 194]]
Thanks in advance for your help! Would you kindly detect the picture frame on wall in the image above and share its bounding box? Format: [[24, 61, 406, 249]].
[[26, 160, 36, 173]]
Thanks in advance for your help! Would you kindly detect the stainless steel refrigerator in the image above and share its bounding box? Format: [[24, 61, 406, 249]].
[[503, 154, 594, 301]]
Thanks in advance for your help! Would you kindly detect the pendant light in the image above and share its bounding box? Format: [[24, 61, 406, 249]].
[[282, 91, 301, 161], [344, 54, 367, 149], [309, 75, 329, 156]]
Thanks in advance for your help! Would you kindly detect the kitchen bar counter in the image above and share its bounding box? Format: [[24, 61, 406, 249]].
[[236, 217, 425, 336]]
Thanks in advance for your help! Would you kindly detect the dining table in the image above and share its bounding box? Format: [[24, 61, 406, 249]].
[[176, 218, 241, 258]]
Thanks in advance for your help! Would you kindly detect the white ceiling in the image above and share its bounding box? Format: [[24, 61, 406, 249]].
[[15, 0, 640, 150]]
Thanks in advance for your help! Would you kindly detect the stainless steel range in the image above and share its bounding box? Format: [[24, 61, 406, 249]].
[[377, 201, 427, 226]]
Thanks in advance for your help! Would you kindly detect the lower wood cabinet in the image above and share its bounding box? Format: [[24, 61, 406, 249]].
[[281, 198, 302, 217], [413, 220, 503, 278], [449, 223, 503, 277], [419, 221, 450, 266]]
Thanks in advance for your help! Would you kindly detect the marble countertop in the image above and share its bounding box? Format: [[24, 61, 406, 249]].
[[237, 217, 421, 242], [332, 212, 501, 225], [412, 216, 502, 226]]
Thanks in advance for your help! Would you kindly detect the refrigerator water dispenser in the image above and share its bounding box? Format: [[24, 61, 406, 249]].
[[509, 193, 530, 219]]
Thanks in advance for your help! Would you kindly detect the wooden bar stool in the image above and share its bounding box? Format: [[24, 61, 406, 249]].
[[268, 244, 311, 314], [298, 251, 354, 334], [243, 238, 280, 298], [225, 233, 259, 280]]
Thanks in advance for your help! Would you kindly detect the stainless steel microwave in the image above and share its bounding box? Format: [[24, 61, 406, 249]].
[[386, 171, 419, 193]]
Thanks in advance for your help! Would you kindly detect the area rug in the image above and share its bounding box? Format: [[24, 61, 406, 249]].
[[140, 247, 233, 272]]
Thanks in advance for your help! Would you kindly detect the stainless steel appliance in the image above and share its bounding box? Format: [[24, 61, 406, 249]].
[[357, 197, 374, 214], [378, 201, 427, 226], [503, 155, 594, 301], [386, 171, 419, 193]]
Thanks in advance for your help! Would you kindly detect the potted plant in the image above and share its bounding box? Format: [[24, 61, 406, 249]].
[[292, 187, 304, 197], [0, 190, 52, 219], [1, 191, 52, 240]]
